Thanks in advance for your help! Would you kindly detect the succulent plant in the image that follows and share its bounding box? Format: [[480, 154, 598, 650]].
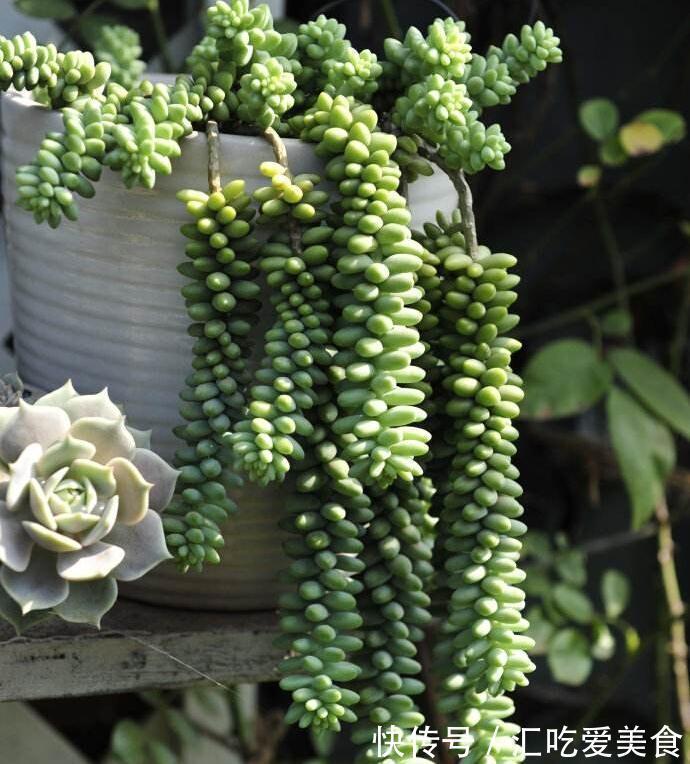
[[0, 381, 178, 629]]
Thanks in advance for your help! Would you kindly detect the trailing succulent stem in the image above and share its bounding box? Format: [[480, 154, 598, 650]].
[[7, 2, 562, 758]]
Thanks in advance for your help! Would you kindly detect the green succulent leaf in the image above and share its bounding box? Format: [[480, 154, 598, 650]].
[[522, 339, 612, 419], [607, 386, 675, 528], [609, 347, 690, 440], [547, 627, 593, 685], [0, 584, 52, 634], [52, 577, 117, 627], [579, 98, 619, 142], [601, 569, 630, 620]]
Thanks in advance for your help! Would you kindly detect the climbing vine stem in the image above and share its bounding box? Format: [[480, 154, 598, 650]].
[[655, 497, 690, 763]]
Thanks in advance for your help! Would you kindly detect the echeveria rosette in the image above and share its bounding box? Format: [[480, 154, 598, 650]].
[[0, 381, 178, 631]]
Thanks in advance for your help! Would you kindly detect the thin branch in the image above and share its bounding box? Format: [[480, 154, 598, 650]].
[[655, 497, 690, 762], [670, 268, 690, 376], [261, 127, 303, 255], [592, 190, 630, 321], [149, 0, 174, 73], [417, 145, 479, 259], [419, 629, 453, 764], [247, 709, 287, 764], [381, 0, 402, 39], [206, 120, 221, 194], [517, 262, 690, 339]]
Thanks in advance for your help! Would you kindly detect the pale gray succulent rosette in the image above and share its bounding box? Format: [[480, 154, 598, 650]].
[[0, 381, 178, 628]]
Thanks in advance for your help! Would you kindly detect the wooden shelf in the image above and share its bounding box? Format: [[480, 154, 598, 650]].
[[0, 599, 282, 701]]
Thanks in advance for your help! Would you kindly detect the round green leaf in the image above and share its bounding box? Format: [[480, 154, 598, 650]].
[[555, 550, 587, 587], [591, 621, 616, 661], [637, 109, 686, 144], [552, 583, 594, 624], [522, 339, 612, 419], [576, 164, 601, 188], [599, 134, 628, 166], [547, 628, 593, 685], [601, 569, 630, 620], [600, 308, 632, 338], [619, 122, 664, 157], [579, 98, 619, 141], [15, 0, 75, 19]]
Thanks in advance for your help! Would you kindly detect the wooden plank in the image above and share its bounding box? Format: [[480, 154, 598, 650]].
[[0, 703, 91, 764], [0, 600, 282, 701]]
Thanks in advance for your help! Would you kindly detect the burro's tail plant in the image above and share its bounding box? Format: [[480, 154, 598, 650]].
[[0, 381, 177, 630], [3, 4, 561, 760]]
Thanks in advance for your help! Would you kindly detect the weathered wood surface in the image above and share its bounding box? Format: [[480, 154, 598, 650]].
[[0, 600, 282, 701]]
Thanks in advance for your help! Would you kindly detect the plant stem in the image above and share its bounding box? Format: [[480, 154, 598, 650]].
[[419, 630, 453, 764], [517, 263, 690, 338], [149, 0, 174, 73], [655, 497, 690, 761], [417, 146, 479, 258], [670, 269, 690, 376], [206, 120, 221, 194], [261, 127, 303, 255], [456, 170, 479, 260], [592, 190, 630, 319], [58, 0, 109, 49], [380, 0, 402, 39]]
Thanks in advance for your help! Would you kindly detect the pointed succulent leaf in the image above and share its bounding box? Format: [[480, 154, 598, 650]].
[[0, 401, 71, 463], [6, 443, 42, 511], [42, 465, 69, 498], [81, 496, 119, 546], [54, 512, 100, 534], [83, 477, 98, 513], [63, 388, 122, 422], [29, 478, 57, 530], [127, 427, 152, 449], [69, 416, 136, 464], [57, 541, 125, 581], [48, 492, 71, 516], [22, 521, 82, 552], [107, 509, 171, 581], [37, 435, 96, 477], [132, 448, 179, 513], [0, 502, 34, 572], [68, 459, 117, 497], [52, 577, 118, 627], [1, 548, 69, 613], [109, 457, 151, 525], [34, 380, 78, 409], [0, 584, 52, 634]]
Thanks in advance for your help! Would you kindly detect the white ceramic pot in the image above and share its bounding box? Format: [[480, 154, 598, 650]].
[[1, 88, 456, 611]]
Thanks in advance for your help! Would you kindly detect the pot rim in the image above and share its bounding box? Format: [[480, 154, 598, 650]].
[[1, 86, 310, 147]]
